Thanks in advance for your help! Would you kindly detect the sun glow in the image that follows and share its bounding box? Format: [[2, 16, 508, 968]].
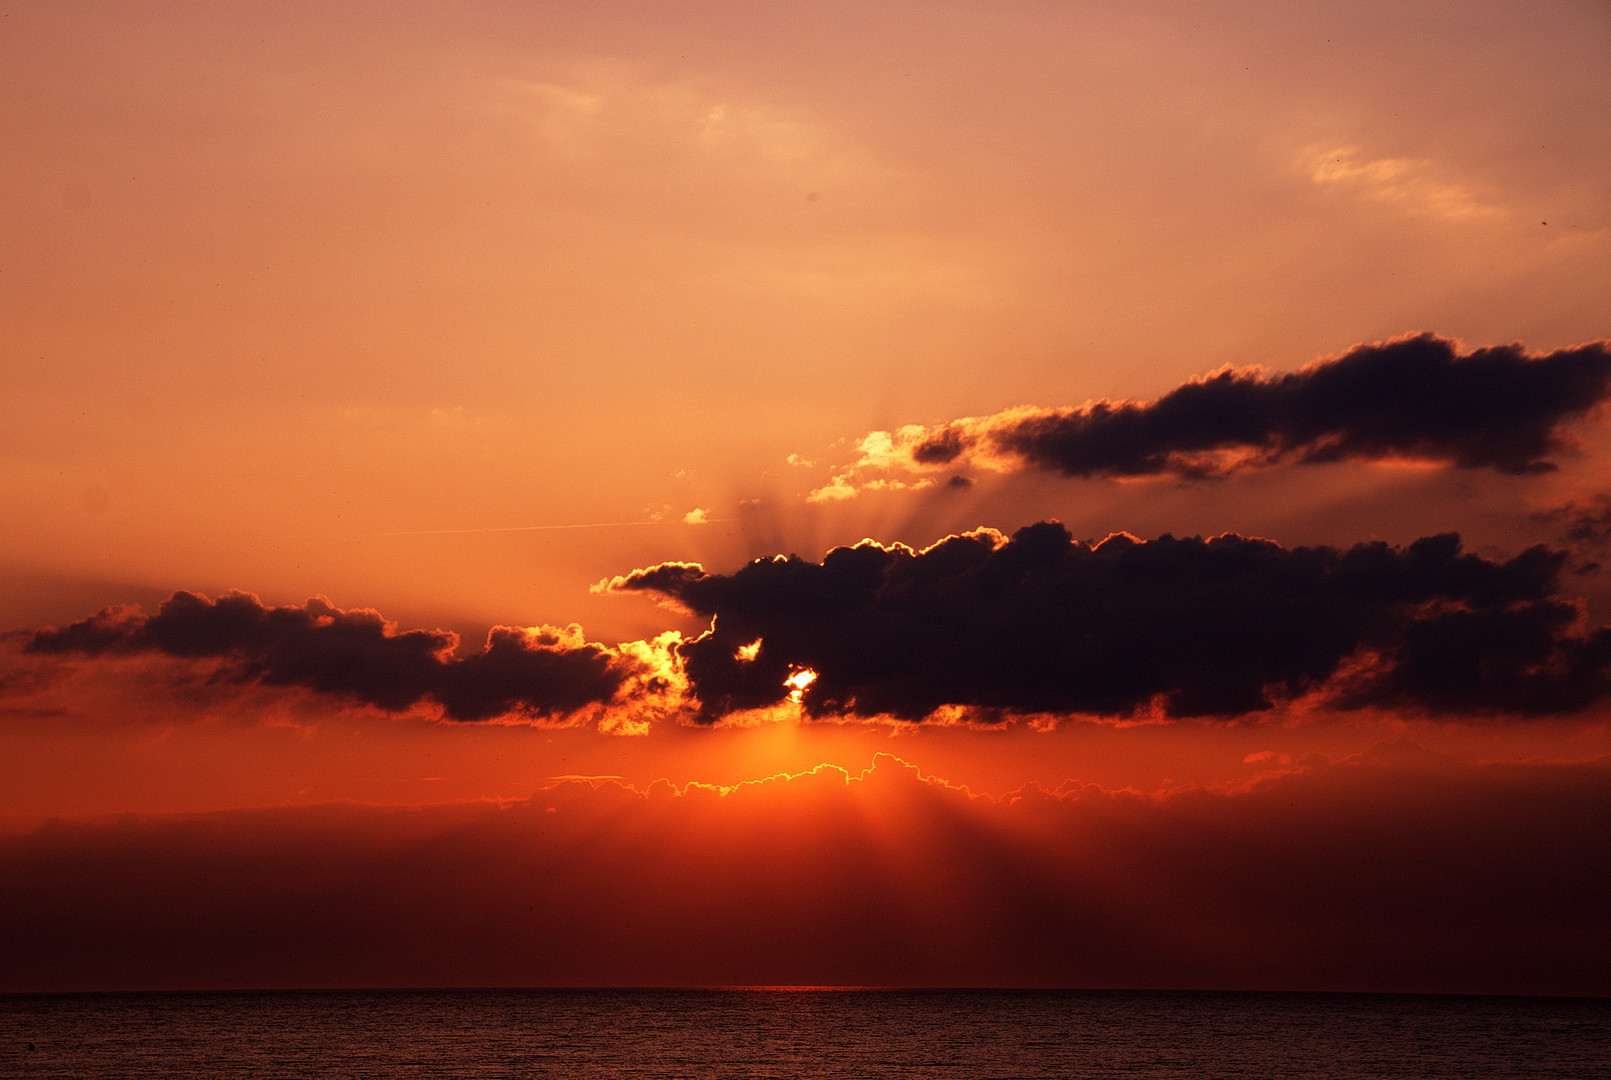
[[785, 666, 819, 704]]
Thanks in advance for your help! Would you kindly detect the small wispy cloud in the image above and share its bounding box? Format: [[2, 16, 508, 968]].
[[1304, 145, 1504, 222]]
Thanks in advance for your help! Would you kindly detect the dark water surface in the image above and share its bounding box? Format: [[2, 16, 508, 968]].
[[2, 988, 1607, 1079]]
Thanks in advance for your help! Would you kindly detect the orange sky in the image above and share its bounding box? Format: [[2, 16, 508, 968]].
[[2, 1, 1610, 993]]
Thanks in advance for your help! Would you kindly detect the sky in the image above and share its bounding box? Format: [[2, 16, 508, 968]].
[[2, 0, 1609, 994]]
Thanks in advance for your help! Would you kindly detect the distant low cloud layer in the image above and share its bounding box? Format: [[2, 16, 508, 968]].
[[3, 751, 1607, 994], [816, 335, 1611, 497], [611, 523, 1609, 721], [27, 591, 635, 722]]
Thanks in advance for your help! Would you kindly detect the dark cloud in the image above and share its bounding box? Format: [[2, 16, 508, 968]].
[[1341, 603, 1611, 715], [1535, 495, 1611, 573], [911, 335, 1611, 480], [609, 523, 1607, 721], [27, 591, 635, 722], [25, 517, 1611, 727]]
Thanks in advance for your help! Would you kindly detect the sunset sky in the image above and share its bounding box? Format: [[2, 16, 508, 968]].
[[3, 1, 1609, 994]]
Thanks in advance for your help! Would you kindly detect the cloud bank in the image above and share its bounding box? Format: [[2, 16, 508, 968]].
[[26, 591, 641, 723], [814, 335, 1611, 497], [609, 523, 1610, 722], [2, 751, 1606, 995], [18, 523, 1611, 728]]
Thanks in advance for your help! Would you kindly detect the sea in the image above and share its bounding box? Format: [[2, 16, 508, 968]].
[[1, 988, 1607, 1079]]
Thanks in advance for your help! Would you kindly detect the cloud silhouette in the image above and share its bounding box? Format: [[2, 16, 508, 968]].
[[609, 523, 1607, 721], [24, 520, 1611, 728], [27, 591, 637, 722], [816, 335, 1611, 497]]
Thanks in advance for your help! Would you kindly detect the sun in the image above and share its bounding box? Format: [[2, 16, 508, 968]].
[[784, 666, 819, 704]]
